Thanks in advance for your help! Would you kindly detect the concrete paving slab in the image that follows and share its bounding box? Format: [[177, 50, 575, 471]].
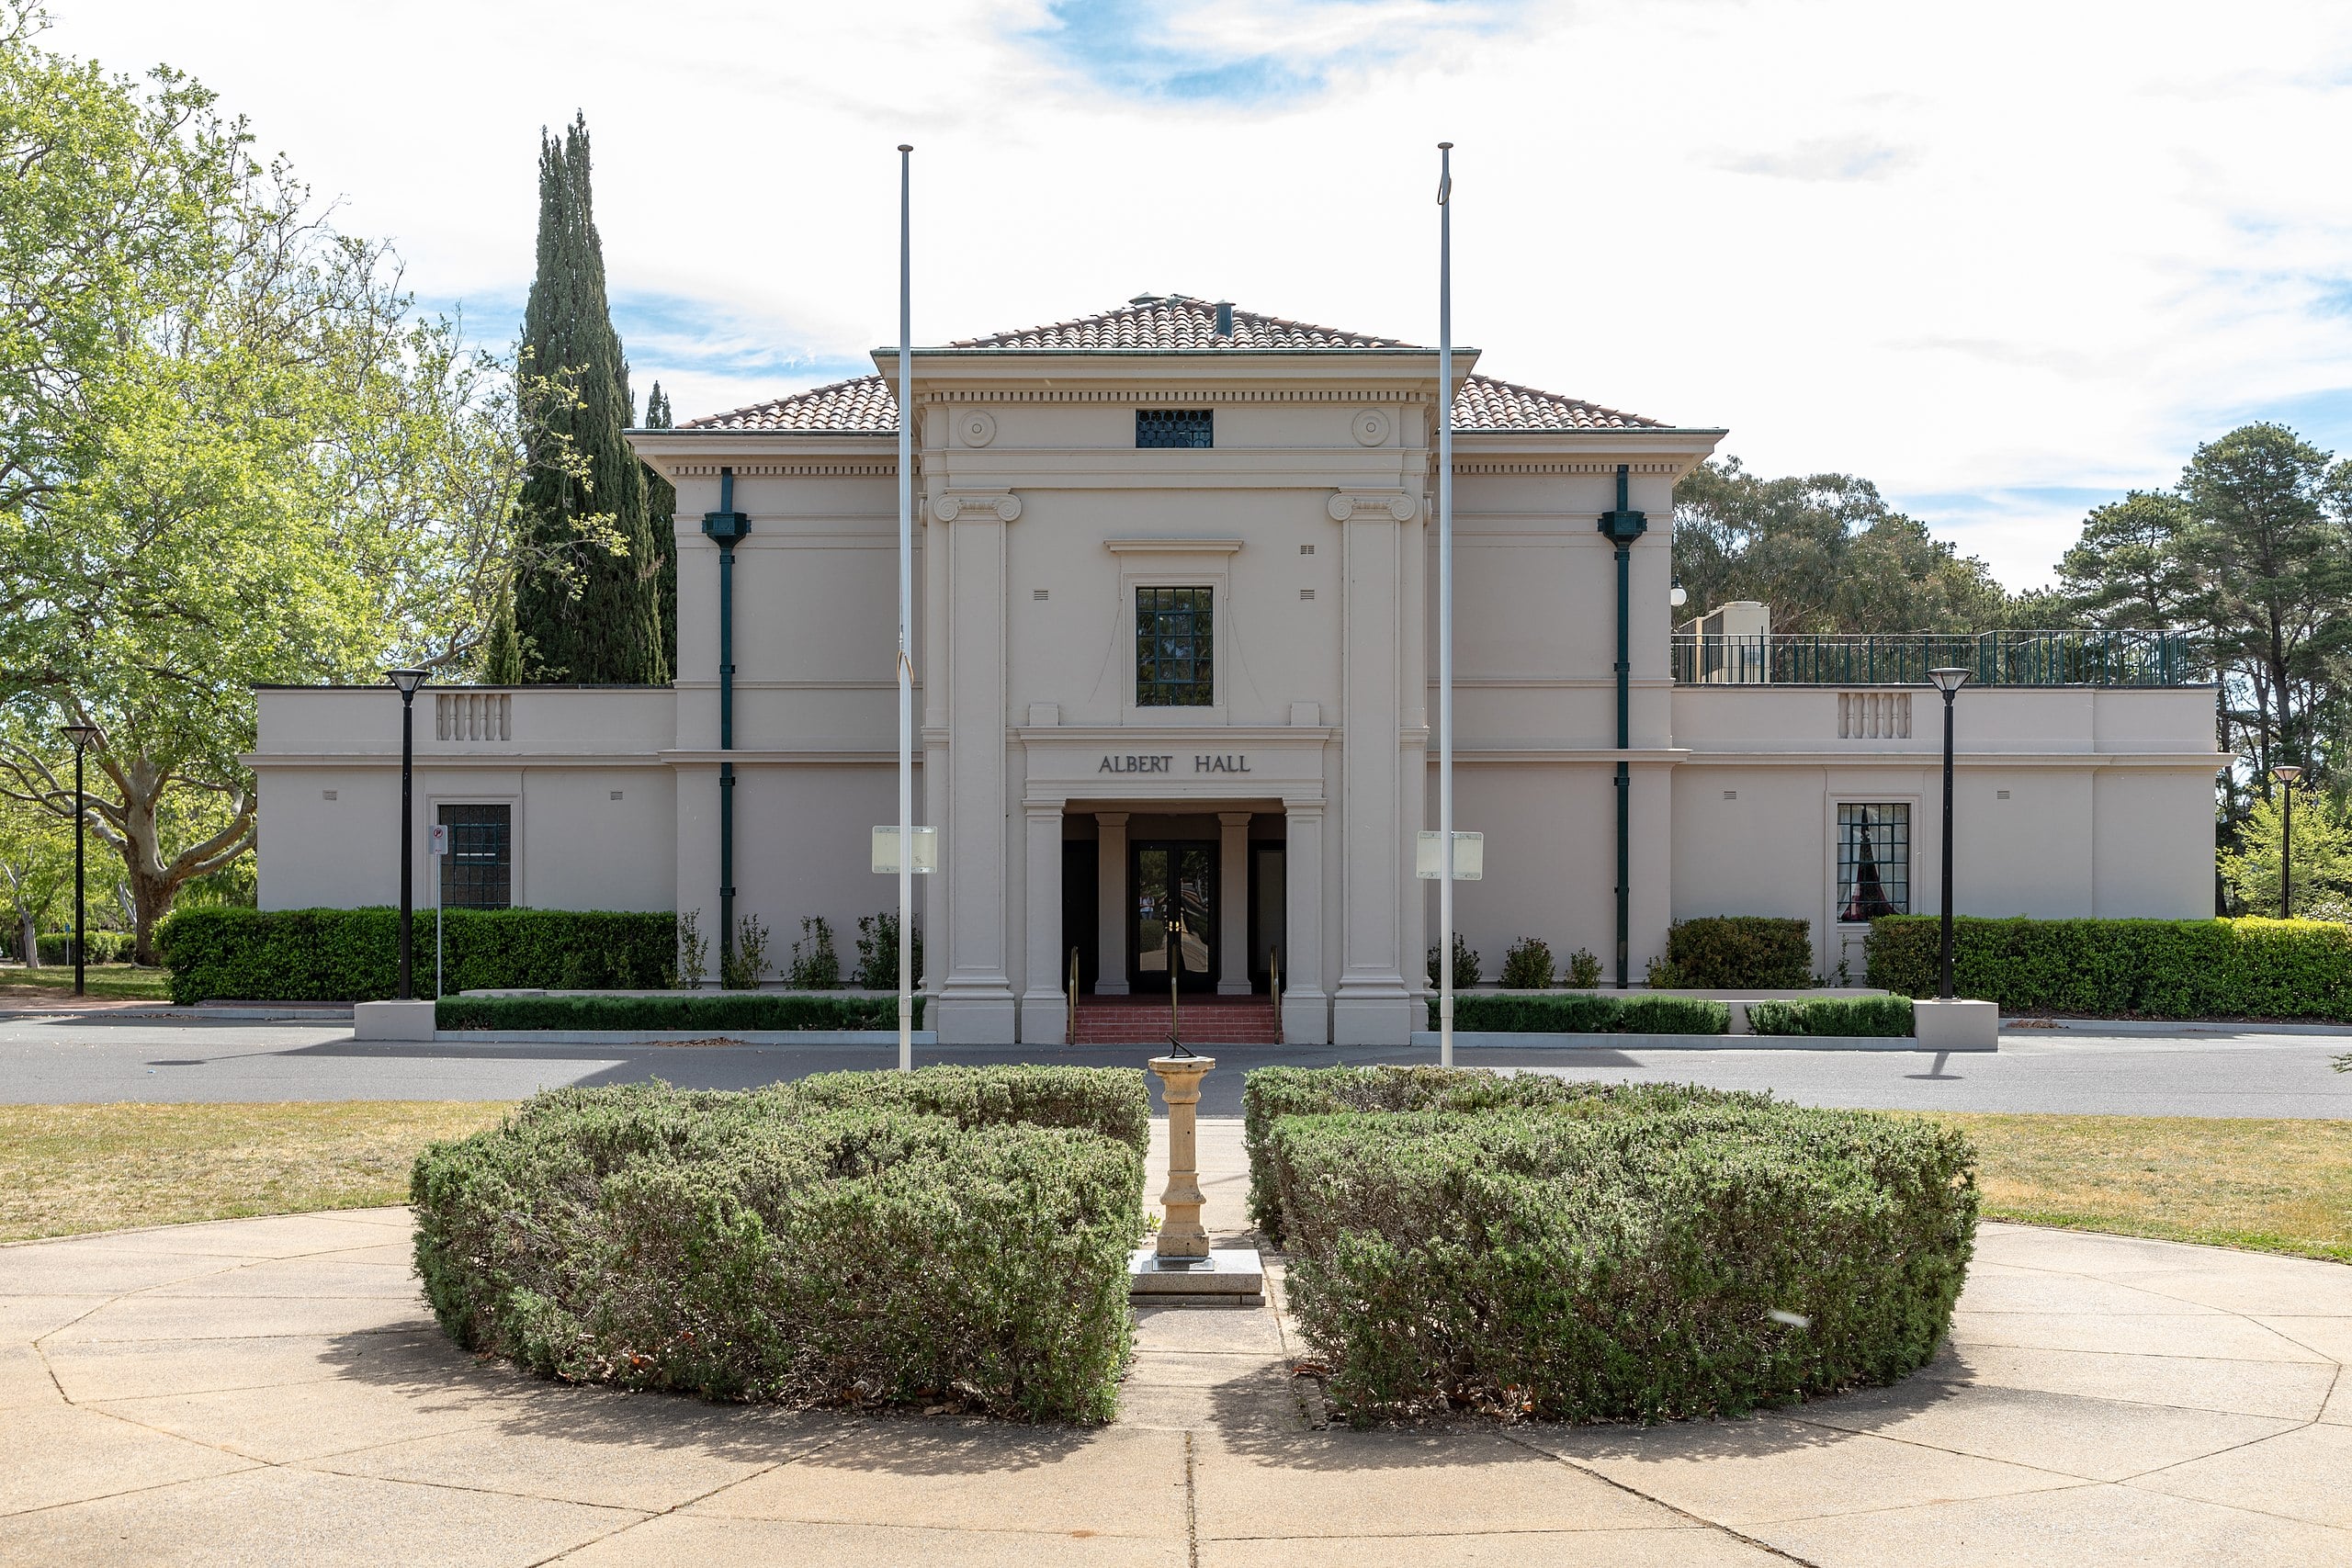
[[0, 1248, 246, 1297], [2249, 1314, 2352, 1363], [0, 1402, 255, 1515], [0, 1293, 108, 1338], [2131, 1419, 2352, 1528], [559, 1512, 1188, 1565], [700, 1424, 1190, 1540], [42, 1293, 432, 1343], [1134, 1303, 1285, 1354], [2095, 1262, 2352, 1318], [140, 1258, 426, 1300], [42, 1329, 452, 1404], [1196, 1526, 1790, 1567], [1948, 1308, 2332, 1362], [0, 1462, 637, 1567], [0, 1342, 60, 1412], [87, 1372, 531, 1462], [1758, 1477, 2352, 1567], [1515, 1415, 2078, 1525], [1973, 1224, 2255, 1274], [10, 1212, 414, 1259], [1785, 1377, 2301, 1480], [1192, 1429, 1679, 1540], [1945, 1341, 2339, 1422], [1121, 1351, 1287, 1389], [2324, 1378, 2352, 1427], [1954, 1263, 2230, 1316]]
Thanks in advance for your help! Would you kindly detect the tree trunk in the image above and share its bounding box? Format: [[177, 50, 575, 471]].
[[85, 750, 255, 967]]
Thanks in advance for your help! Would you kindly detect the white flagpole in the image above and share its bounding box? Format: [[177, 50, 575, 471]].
[[897, 143, 914, 1073], [1437, 141, 1455, 1070]]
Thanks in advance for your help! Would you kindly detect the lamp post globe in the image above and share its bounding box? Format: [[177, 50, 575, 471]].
[[58, 722, 104, 998], [1928, 668, 1970, 1000], [2272, 765, 2303, 919], [385, 671, 429, 1001]]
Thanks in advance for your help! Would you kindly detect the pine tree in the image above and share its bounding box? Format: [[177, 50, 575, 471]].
[[481, 581, 525, 684], [510, 114, 666, 684], [640, 380, 678, 671]]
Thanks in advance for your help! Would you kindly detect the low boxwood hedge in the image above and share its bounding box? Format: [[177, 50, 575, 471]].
[[1661, 916, 1815, 987], [411, 1070, 1148, 1423], [786, 1064, 1150, 1156], [1867, 914, 2352, 1020], [1747, 995, 1914, 1037], [1242, 1065, 1770, 1246], [1267, 1101, 1977, 1423], [1431, 992, 1732, 1035], [434, 992, 921, 1032], [156, 906, 677, 1004]]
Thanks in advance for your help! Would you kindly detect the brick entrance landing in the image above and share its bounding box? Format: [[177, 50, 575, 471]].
[[1072, 993, 1279, 1044]]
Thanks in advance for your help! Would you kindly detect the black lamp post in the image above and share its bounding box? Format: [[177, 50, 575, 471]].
[[386, 670, 428, 1000], [1928, 667, 1970, 999], [59, 722, 103, 998], [2273, 765, 2302, 919]]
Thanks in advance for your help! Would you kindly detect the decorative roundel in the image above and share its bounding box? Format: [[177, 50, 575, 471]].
[[957, 409, 997, 447], [1351, 409, 1390, 446]]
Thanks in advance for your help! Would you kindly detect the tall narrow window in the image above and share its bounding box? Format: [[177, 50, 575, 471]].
[[438, 803, 513, 909], [1136, 587, 1214, 706], [1136, 409, 1213, 448], [1837, 803, 1909, 919]]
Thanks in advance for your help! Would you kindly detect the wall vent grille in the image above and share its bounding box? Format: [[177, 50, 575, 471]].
[[1299, 588, 1316, 601]]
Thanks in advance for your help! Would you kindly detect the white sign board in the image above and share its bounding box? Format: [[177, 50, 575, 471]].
[[871, 825, 938, 874], [428, 824, 448, 856], [1416, 829, 1485, 881]]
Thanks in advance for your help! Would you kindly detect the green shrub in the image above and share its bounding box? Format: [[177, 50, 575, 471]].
[[1564, 947, 1603, 987], [1748, 995, 1915, 1036], [1498, 937, 1555, 989], [721, 913, 773, 989], [155, 907, 676, 1004], [786, 1065, 1150, 1156], [33, 931, 135, 965], [1665, 916, 1815, 987], [853, 910, 923, 990], [1866, 915, 2352, 1020], [1426, 932, 1480, 989], [1430, 992, 1732, 1036], [435, 992, 922, 1032], [1242, 1065, 1769, 1245], [1269, 1104, 1977, 1423], [412, 1078, 1145, 1422], [786, 916, 841, 988]]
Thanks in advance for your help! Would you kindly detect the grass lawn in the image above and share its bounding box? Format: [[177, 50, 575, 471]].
[[0, 964, 175, 1001], [1923, 1112, 2352, 1264], [0, 1101, 511, 1243]]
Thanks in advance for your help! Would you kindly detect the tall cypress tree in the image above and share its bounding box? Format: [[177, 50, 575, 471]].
[[511, 114, 666, 684], [641, 380, 678, 673]]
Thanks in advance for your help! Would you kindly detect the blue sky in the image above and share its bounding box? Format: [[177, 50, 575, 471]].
[[50, 0, 2352, 589]]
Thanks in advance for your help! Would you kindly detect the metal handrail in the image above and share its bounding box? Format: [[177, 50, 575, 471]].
[[1670, 629, 2199, 687], [1270, 945, 1282, 1047], [1067, 946, 1079, 1046]]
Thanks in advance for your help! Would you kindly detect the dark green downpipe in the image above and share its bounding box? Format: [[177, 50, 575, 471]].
[[1596, 462, 1646, 988], [702, 468, 749, 976]]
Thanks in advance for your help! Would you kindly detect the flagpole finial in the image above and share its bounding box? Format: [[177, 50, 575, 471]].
[[899, 142, 912, 153], [1438, 140, 1453, 150]]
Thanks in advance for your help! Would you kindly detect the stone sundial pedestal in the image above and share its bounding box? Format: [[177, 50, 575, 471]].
[[1131, 1053, 1264, 1307]]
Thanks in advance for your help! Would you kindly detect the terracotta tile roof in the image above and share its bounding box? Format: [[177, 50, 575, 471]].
[[1450, 374, 1665, 432], [948, 295, 1414, 350], [676, 297, 1669, 433]]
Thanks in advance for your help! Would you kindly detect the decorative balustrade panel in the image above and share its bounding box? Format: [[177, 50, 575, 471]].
[[435, 693, 512, 741]]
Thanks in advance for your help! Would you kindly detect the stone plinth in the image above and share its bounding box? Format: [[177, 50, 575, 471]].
[[353, 999, 435, 1042], [1128, 1247, 1264, 1307], [1914, 997, 2000, 1050]]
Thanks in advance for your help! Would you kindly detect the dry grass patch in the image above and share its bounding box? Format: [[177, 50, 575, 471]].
[[1917, 1112, 2352, 1263], [0, 1100, 511, 1242]]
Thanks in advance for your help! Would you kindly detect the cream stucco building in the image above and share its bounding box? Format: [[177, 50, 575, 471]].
[[248, 296, 2221, 1044]]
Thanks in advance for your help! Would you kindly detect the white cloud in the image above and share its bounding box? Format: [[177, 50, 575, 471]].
[[42, 0, 2352, 589]]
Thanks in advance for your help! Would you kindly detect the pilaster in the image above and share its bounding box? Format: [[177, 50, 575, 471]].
[[1282, 801, 1329, 1043], [932, 489, 1019, 1043], [1095, 812, 1130, 994], [1217, 811, 1251, 995], [1331, 501, 1413, 1045], [1018, 800, 1067, 1043]]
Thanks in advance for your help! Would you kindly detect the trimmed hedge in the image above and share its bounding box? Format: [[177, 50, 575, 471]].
[[1267, 1102, 1977, 1423], [412, 1072, 1148, 1422], [1663, 916, 1815, 987], [786, 1065, 1150, 1156], [435, 992, 922, 1032], [1867, 915, 2352, 1020], [23, 931, 137, 965], [1432, 992, 1732, 1035], [1748, 995, 1914, 1037], [1242, 1065, 1770, 1246], [156, 907, 677, 1004]]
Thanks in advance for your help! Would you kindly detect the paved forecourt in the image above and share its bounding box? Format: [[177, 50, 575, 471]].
[[0, 1010, 2347, 1117], [2, 1118, 2349, 1564]]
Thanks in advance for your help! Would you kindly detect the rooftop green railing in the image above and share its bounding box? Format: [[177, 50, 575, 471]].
[[1671, 629, 2200, 687]]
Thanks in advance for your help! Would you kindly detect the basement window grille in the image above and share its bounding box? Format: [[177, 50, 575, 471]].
[[1136, 409, 1213, 448], [438, 804, 513, 909]]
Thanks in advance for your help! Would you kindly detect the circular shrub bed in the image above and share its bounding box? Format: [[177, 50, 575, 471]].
[[410, 1068, 1148, 1423], [1254, 1067, 1977, 1424]]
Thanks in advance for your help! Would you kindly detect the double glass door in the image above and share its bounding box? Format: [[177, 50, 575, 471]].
[[1132, 840, 1216, 992]]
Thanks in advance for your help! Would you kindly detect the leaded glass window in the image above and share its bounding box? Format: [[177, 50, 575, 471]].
[[1837, 803, 1909, 919], [1136, 409, 1213, 448], [1136, 587, 1214, 706], [438, 803, 513, 909]]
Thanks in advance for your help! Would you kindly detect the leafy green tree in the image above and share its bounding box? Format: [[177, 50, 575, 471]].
[[2057, 491, 2199, 629], [0, 792, 69, 963], [1671, 457, 2009, 632], [2216, 788, 2352, 918], [510, 115, 666, 685]]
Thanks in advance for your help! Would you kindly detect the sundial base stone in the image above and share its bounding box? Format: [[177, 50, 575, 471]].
[[1128, 1247, 1264, 1307]]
